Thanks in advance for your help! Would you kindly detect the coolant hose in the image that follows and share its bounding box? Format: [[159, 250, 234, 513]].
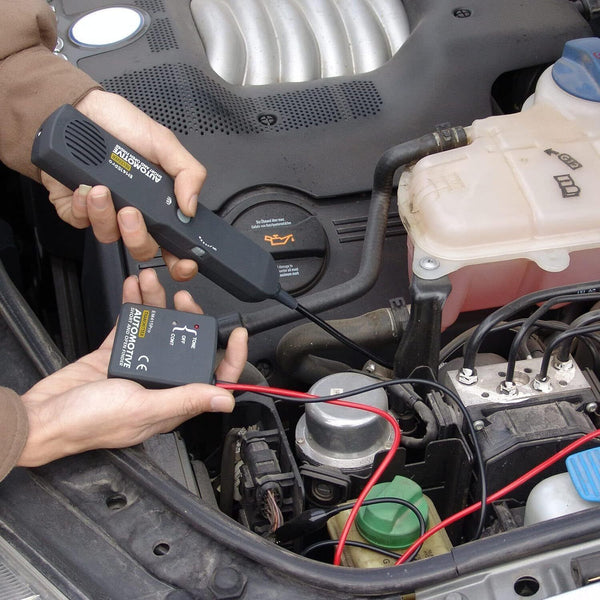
[[276, 307, 402, 384], [218, 127, 468, 341], [0, 259, 67, 377]]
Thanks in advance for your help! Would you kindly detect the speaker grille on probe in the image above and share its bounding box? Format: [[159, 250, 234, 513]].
[[102, 63, 382, 136], [64, 120, 108, 166]]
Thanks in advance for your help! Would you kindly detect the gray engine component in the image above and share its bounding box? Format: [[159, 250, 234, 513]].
[[295, 372, 393, 473], [191, 0, 410, 85]]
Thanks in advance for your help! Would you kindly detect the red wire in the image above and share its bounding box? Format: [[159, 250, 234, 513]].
[[220, 384, 600, 569], [394, 428, 600, 565], [218, 382, 402, 566]]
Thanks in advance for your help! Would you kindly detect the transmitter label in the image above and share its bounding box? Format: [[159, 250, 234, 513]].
[[109, 144, 163, 183], [118, 306, 153, 369]]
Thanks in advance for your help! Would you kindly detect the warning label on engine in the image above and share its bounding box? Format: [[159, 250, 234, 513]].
[[250, 217, 292, 230], [277, 264, 300, 278]]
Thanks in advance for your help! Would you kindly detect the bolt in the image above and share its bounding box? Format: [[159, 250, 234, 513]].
[[457, 367, 478, 385], [365, 362, 377, 373], [453, 8, 472, 18], [419, 256, 440, 271], [585, 402, 598, 414], [552, 357, 574, 372], [473, 420, 485, 431], [258, 113, 277, 126], [209, 567, 247, 600], [297, 438, 305, 445], [532, 375, 553, 393], [499, 380, 518, 397]]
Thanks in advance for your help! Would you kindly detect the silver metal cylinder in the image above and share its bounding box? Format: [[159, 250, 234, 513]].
[[295, 372, 393, 473]]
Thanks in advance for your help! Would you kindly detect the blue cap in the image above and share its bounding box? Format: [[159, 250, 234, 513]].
[[566, 447, 600, 502], [552, 37, 600, 102]]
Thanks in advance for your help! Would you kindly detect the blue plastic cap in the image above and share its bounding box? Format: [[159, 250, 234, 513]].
[[552, 37, 600, 102], [566, 447, 600, 502]]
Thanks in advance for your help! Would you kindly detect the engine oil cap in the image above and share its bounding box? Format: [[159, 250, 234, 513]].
[[552, 38, 600, 102], [566, 447, 600, 503], [356, 476, 428, 550]]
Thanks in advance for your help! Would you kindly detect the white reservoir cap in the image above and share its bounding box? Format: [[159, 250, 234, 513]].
[[70, 7, 145, 47]]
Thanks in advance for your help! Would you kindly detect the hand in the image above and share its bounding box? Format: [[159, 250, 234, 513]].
[[40, 90, 204, 281], [17, 269, 248, 467]]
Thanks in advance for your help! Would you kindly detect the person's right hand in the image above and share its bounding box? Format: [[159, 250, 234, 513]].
[[40, 90, 205, 281]]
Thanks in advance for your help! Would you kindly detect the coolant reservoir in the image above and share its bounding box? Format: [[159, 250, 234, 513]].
[[398, 38, 600, 329]]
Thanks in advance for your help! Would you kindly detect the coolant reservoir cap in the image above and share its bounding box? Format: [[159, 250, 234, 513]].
[[356, 475, 428, 550], [552, 38, 600, 102]]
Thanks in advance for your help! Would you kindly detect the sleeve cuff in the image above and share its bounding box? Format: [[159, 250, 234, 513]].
[[0, 45, 102, 181], [0, 387, 29, 482]]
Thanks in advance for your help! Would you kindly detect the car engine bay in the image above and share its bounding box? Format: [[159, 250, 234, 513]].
[[1, 1, 600, 599]]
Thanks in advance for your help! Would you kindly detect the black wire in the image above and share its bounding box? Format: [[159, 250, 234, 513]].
[[335, 497, 426, 562], [461, 281, 600, 372], [441, 319, 530, 363], [301, 497, 426, 562], [301, 539, 403, 561], [555, 310, 600, 363], [294, 302, 393, 370], [538, 323, 600, 380], [242, 377, 488, 541], [505, 294, 600, 383], [440, 319, 599, 364]]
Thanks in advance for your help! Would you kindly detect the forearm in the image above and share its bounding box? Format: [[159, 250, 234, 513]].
[[0, 0, 101, 181], [0, 387, 29, 482]]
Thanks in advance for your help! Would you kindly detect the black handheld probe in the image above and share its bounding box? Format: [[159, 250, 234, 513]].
[[32, 105, 391, 367], [31, 104, 294, 307]]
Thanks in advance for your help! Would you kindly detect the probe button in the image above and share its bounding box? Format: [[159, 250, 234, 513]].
[[191, 246, 206, 259], [177, 208, 192, 224]]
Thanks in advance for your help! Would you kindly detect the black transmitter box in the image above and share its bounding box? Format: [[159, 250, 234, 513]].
[[108, 303, 218, 388]]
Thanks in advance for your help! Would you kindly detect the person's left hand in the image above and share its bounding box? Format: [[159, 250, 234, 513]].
[[17, 269, 247, 467]]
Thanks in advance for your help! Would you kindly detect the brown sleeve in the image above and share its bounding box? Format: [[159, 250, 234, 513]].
[[0, 0, 102, 181], [0, 387, 28, 482]]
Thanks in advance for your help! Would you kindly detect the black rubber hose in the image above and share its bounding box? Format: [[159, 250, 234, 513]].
[[0, 259, 67, 377], [218, 127, 468, 340], [461, 280, 600, 374], [276, 307, 401, 384], [401, 400, 438, 449], [388, 383, 438, 449]]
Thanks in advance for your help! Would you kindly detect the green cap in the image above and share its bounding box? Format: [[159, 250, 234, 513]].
[[355, 476, 428, 550]]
